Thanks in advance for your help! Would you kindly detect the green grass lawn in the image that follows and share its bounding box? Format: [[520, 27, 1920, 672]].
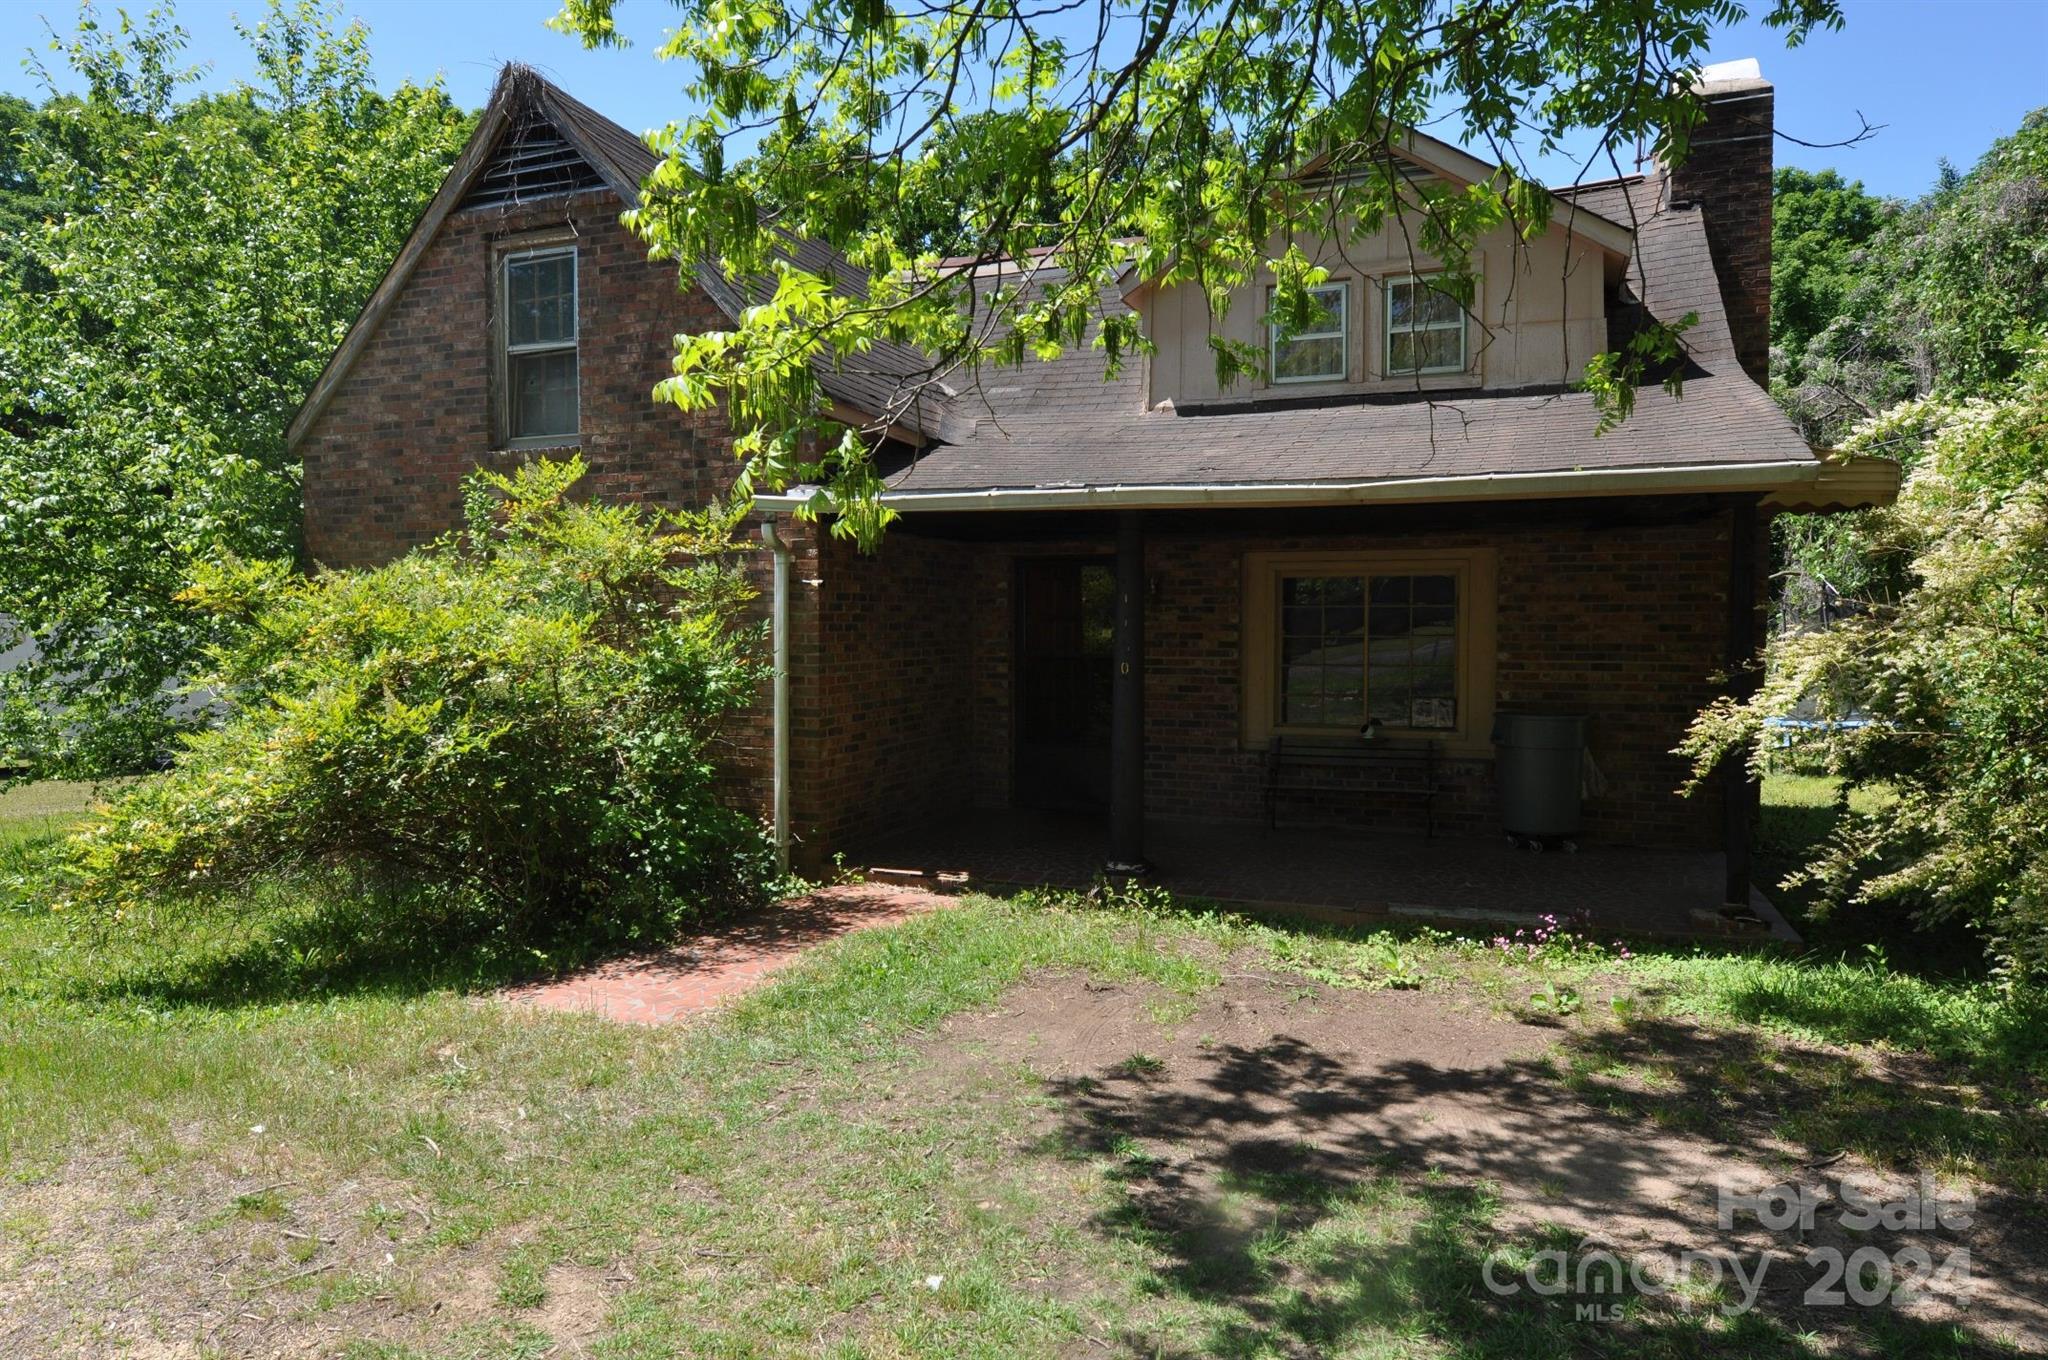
[[0, 779, 109, 850], [1, 784, 2042, 1357], [1752, 772, 1982, 961]]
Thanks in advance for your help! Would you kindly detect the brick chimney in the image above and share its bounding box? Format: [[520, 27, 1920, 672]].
[[1661, 59, 1774, 385]]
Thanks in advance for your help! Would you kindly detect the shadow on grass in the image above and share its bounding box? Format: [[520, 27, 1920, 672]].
[[1559, 1011, 2047, 1199], [1034, 1029, 2028, 1358], [2, 869, 662, 1010], [1754, 776, 1988, 975], [1758, 792, 1844, 864]]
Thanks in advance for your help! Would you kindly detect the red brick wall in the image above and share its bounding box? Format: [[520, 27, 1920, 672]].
[[787, 532, 979, 854], [1134, 514, 1738, 847], [295, 183, 1763, 858], [1663, 81, 1775, 386], [297, 187, 789, 827], [798, 501, 1761, 854], [299, 188, 735, 567]]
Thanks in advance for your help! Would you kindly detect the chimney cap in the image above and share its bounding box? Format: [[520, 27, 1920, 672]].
[[1691, 57, 1772, 95]]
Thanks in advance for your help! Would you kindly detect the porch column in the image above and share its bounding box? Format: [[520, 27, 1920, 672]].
[[1722, 495, 1762, 906], [1107, 510, 1148, 877]]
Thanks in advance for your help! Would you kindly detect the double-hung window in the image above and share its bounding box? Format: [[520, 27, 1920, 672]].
[[502, 246, 579, 444], [1383, 274, 1467, 375], [1268, 282, 1349, 383]]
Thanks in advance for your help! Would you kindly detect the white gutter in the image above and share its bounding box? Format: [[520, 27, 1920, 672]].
[[759, 519, 792, 873], [754, 459, 1827, 514]]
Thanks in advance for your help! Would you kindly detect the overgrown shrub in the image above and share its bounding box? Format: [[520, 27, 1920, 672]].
[[61, 457, 776, 945], [1684, 356, 2048, 979]]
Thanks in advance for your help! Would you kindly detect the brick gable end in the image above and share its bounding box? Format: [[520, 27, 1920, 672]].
[[300, 189, 737, 568]]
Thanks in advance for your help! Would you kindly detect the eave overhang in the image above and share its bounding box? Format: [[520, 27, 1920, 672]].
[[757, 455, 1898, 516]]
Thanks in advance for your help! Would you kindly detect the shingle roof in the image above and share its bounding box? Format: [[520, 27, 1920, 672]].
[[295, 66, 1820, 501], [863, 171, 1816, 498], [693, 232, 956, 438], [526, 70, 1806, 492], [536, 77, 660, 187], [542, 75, 951, 438]]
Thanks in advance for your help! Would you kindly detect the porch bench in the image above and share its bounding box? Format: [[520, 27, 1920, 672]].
[[1264, 734, 1443, 838]]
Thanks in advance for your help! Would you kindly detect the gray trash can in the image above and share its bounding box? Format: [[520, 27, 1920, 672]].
[[1491, 713, 1588, 841]]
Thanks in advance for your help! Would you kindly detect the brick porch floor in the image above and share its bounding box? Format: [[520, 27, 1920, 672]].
[[860, 811, 1796, 941], [501, 883, 947, 1024]]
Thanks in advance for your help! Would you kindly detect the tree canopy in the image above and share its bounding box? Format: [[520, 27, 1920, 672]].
[[0, 94, 65, 293], [1769, 166, 1886, 389], [1777, 110, 2048, 444], [1689, 354, 2048, 977], [1715, 108, 2048, 976], [0, 2, 473, 777], [552, 0, 1844, 546]]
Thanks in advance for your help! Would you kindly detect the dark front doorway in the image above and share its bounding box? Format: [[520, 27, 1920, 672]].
[[1015, 557, 1115, 809]]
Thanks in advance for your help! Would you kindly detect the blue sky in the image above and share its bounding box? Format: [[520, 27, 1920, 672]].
[[3, 0, 2043, 200]]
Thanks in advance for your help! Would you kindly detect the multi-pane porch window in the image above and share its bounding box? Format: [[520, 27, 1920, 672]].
[[503, 247, 578, 443], [1279, 573, 1458, 730], [1383, 274, 1467, 375]]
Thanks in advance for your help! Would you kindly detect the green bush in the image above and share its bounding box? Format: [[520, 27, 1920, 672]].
[[60, 457, 776, 944], [1686, 356, 2048, 978]]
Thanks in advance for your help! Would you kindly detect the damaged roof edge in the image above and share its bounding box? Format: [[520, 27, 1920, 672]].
[[285, 66, 648, 451], [754, 455, 1898, 514], [284, 64, 936, 450]]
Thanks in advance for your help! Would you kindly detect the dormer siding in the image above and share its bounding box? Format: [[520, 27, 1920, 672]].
[[1139, 215, 1612, 411]]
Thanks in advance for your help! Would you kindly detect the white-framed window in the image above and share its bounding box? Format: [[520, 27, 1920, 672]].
[[501, 246, 579, 445], [1240, 548, 1498, 749], [1268, 282, 1349, 384], [1383, 273, 1468, 376]]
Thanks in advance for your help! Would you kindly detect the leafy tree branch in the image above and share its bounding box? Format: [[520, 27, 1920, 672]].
[[554, 0, 1844, 545]]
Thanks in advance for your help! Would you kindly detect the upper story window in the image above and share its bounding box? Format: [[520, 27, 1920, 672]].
[[1384, 274, 1467, 375], [1268, 282, 1349, 384], [502, 246, 579, 444]]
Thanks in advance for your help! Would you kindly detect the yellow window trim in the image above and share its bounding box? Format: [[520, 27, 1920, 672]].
[[1240, 547, 1498, 756]]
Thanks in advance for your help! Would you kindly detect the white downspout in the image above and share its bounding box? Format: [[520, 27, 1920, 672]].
[[760, 518, 792, 874]]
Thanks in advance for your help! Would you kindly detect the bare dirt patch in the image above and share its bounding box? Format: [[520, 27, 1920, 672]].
[[916, 966, 2047, 1353], [0, 1144, 548, 1359], [534, 1262, 615, 1354]]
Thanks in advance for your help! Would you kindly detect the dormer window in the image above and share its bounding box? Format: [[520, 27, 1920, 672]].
[[1384, 274, 1467, 375], [1268, 283, 1349, 384], [502, 245, 579, 444]]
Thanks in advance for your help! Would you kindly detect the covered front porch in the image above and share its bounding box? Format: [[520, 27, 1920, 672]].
[[857, 809, 1795, 940], [758, 494, 1790, 934]]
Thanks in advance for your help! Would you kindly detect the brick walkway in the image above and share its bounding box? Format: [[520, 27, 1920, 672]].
[[500, 883, 947, 1025]]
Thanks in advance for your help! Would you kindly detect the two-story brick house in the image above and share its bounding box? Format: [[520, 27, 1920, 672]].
[[291, 62, 1893, 926]]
